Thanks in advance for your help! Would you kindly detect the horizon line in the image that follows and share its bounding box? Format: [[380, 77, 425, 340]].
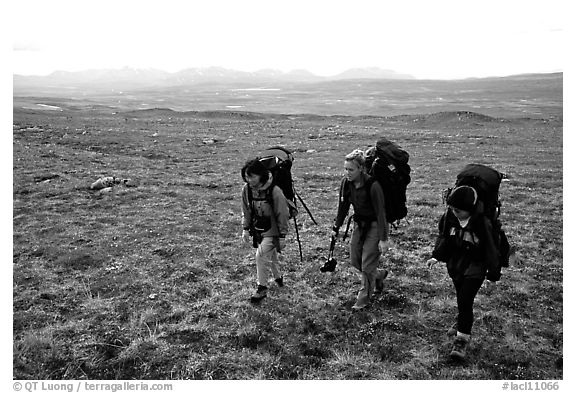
[[12, 66, 563, 81]]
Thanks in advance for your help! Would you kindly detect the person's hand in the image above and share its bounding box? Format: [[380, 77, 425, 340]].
[[272, 237, 286, 252], [277, 237, 286, 252], [242, 230, 251, 244], [331, 226, 339, 240], [379, 240, 392, 253], [484, 279, 496, 295], [427, 257, 439, 268]]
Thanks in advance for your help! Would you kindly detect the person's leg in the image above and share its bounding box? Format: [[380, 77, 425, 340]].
[[269, 245, 282, 280], [350, 222, 366, 309], [374, 224, 390, 296], [373, 269, 389, 296], [362, 223, 381, 294], [269, 244, 284, 286], [255, 237, 276, 286], [353, 223, 380, 309], [450, 276, 484, 360], [450, 278, 463, 334], [349, 222, 362, 272], [252, 237, 276, 302], [455, 277, 484, 335]]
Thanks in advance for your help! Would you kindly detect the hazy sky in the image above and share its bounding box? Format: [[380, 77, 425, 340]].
[[10, 0, 566, 79]]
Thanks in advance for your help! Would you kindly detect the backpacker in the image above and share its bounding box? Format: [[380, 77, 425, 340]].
[[248, 146, 317, 260], [365, 137, 411, 225], [445, 163, 511, 268]]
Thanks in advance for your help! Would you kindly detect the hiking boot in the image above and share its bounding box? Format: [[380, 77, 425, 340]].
[[250, 285, 268, 303], [450, 335, 469, 361], [352, 295, 370, 310], [275, 276, 284, 287], [352, 301, 368, 310], [447, 322, 458, 337], [374, 270, 389, 296]]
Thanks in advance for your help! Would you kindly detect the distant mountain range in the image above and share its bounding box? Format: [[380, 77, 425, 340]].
[[13, 70, 562, 119], [13, 66, 415, 90]]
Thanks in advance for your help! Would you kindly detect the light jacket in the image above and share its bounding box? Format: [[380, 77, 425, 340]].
[[241, 176, 289, 238]]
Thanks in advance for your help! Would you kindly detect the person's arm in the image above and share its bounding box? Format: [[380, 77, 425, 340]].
[[431, 212, 450, 262], [370, 181, 389, 241], [333, 178, 351, 234], [481, 217, 502, 281], [271, 186, 290, 237], [241, 185, 252, 231], [241, 185, 252, 243]]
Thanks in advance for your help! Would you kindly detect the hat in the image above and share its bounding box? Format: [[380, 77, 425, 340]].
[[447, 186, 477, 212]]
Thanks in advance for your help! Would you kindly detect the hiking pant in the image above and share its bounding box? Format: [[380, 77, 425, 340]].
[[451, 277, 484, 335], [255, 236, 282, 286], [350, 221, 381, 304]]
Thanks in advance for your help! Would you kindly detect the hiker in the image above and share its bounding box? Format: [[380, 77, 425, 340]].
[[241, 158, 290, 303], [427, 185, 502, 361], [332, 149, 391, 310]]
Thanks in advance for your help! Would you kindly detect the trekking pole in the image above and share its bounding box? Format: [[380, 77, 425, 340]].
[[293, 215, 303, 262], [291, 196, 304, 262], [295, 189, 318, 225]]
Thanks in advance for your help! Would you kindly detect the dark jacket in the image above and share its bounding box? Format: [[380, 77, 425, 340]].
[[432, 207, 501, 281], [334, 173, 389, 241]]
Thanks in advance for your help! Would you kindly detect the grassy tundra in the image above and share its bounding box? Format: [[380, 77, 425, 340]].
[[12, 76, 562, 380]]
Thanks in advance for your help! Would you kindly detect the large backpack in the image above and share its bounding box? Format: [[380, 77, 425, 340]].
[[454, 163, 502, 221], [445, 163, 511, 268], [254, 146, 298, 219], [365, 137, 411, 225], [248, 146, 317, 260]]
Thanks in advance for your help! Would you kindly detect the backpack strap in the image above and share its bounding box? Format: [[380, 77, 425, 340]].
[[247, 186, 274, 215], [246, 187, 257, 239], [339, 177, 349, 204], [247, 186, 255, 216], [265, 186, 275, 214]]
